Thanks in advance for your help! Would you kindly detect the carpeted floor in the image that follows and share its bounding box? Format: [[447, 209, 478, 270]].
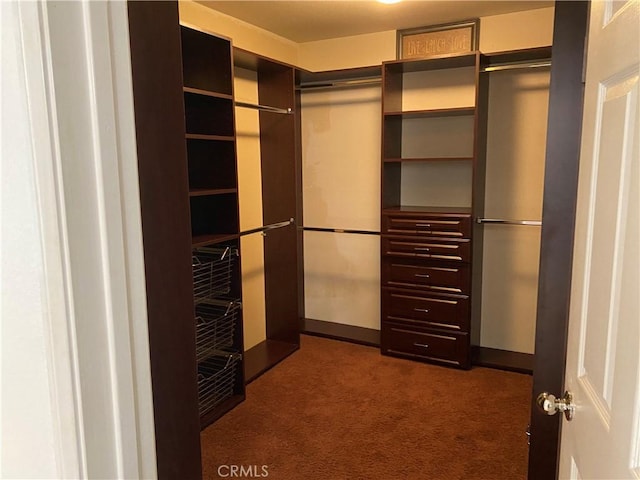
[[201, 335, 532, 479]]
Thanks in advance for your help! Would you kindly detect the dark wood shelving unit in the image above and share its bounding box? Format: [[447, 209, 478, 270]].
[[180, 25, 246, 429], [233, 46, 301, 380], [380, 51, 487, 370], [126, 4, 203, 478]]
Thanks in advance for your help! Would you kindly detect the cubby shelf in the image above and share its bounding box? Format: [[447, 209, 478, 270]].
[[189, 188, 238, 197], [384, 51, 478, 73], [383, 205, 473, 215], [183, 86, 233, 100], [384, 107, 475, 118], [384, 156, 474, 163], [186, 133, 235, 142], [192, 233, 240, 249]]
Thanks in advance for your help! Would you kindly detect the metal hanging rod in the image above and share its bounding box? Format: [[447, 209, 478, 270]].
[[240, 218, 295, 237], [235, 101, 293, 115], [476, 218, 542, 226], [298, 77, 382, 91], [301, 226, 380, 235], [481, 60, 552, 73]]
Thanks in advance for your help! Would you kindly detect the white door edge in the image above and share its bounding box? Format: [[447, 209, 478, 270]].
[[13, 1, 157, 478]]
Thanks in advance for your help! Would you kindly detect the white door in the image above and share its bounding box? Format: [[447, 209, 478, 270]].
[[558, 1, 640, 479]]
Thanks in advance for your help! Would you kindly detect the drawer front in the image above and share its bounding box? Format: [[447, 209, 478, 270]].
[[382, 237, 470, 263], [383, 290, 469, 331], [383, 260, 470, 294], [383, 215, 471, 238], [382, 324, 470, 368]]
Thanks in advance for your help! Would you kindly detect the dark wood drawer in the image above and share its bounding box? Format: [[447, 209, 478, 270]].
[[383, 214, 471, 238], [383, 289, 469, 331], [381, 324, 470, 368], [383, 260, 470, 294], [382, 236, 470, 263]]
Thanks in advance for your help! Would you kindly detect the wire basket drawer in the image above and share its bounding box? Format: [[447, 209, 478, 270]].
[[193, 246, 238, 302], [195, 299, 240, 362], [198, 353, 241, 417]]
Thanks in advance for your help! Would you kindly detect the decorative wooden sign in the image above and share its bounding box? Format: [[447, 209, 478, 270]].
[[397, 20, 479, 60]]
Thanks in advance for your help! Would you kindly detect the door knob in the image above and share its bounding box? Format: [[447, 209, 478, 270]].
[[536, 391, 575, 421]]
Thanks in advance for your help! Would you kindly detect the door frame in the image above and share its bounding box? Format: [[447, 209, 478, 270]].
[[123, 0, 592, 478], [528, 2, 590, 479], [5, 1, 158, 477]]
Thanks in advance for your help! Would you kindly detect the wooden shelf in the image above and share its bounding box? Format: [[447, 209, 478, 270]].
[[183, 86, 233, 100], [384, 106, 475, 119], [383, 205, 473, 215], [484, 46, 552, 67], [192, 233, 239, 248], [302, 320, 380, 347], [243, 339, 299, 384], [297, 64, 382, 87], [384, 156, 474, 163], [384, 51, 478, 73], [189, 188, 237, 197], [185, 133, 235, 142]]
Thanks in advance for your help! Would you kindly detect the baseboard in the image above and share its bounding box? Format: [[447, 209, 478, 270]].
[[243, 339, 299, 384], [472, 346, 533, 375], [301, 321, 532, 375], [302, 318, 380, 347]]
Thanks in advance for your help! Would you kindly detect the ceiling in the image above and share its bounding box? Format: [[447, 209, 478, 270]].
[[197, 1, 553, 43]]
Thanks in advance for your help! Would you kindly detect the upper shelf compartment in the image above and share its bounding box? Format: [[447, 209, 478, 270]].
[[384, 51, 478, 74], [383, 52, 479, 113], [184, 91, 234, 137], [181, 26, 233, 96]]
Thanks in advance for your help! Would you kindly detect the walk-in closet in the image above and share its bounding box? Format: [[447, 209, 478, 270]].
[[125, 1, 588, 478]]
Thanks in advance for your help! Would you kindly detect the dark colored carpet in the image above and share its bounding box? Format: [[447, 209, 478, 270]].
[[201, 335, 532, 479]]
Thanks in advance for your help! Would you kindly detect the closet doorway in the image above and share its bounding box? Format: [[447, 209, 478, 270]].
[[124, 1, 590, 479]]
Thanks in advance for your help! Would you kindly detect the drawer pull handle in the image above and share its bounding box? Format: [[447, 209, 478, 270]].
[[416, 224, 432, 228], [415, 273, 430, 278], [414, 308, 430, 313], [415, 247, 430, 251], [413, 342, 429, 349]]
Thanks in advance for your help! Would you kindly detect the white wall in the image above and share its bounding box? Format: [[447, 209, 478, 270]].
[[299, 7, 555, 71], [301, 85, 382, 329], [235, 68, 267, 350], [180, 1, 299, 66], [481, 69, 550, 353], [479, 7, 555, 53], [299, 30, 396, 71]]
